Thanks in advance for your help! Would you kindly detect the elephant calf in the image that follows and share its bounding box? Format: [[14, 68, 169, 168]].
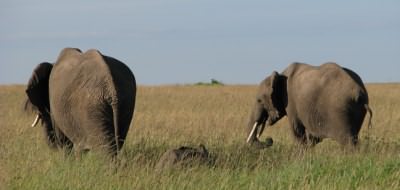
[[25, 48, 136, 156], [155, 144, 209, 170], [246, 62, 372, 147]]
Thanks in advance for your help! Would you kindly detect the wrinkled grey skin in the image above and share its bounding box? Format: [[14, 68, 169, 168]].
[[155, 144, 209, 170], [247, 62, 372, 147], [25, 48, 136, 156]]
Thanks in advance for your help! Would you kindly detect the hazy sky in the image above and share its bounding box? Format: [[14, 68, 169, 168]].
[[1, 0, 399, 85]]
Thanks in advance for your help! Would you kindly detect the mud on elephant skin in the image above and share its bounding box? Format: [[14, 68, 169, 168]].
[[246, 62, 372, 148], [25, 47, 136, 156]]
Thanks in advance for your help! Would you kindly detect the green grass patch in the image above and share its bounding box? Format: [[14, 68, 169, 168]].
[[1, 84, 399, 189]]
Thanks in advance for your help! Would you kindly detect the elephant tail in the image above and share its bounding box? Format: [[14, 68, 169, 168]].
[[364, 104, 373, 129], [111, 99, 120, 154]]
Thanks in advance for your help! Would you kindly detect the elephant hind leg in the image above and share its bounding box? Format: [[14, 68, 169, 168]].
[[335, 118, 361, 147], [107, 135, 119, 157], [336, 100, 366, 147], [339, 135, 358, 146], [45, 120, 73, 153], [307, 134, 322, 146], [56, 131, 74, 152], [333, 128, 359, 147]]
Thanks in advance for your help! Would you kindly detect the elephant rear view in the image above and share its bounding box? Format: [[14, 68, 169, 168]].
[[25, 48, 136, 156], [246, 62, 372, 148]]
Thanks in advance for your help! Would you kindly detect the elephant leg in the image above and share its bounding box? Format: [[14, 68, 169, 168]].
[[350, 135, 359, 146], [81, 131, 118, 157], [290, 119, 307, 145], [103, 122, 119, 156], [44, 127, 59, 149], [47, 130, 74, 155], [307, 134, 322, 146], [330, 116, 360, 147], [73, 144, 90, 160], [108, 136, 118, 157], [44, 120, 73, 153], [55, 128, 73, 151], [336, 133, 359, 146]]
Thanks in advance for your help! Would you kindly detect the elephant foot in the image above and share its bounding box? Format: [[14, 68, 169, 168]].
[[250, 137, 273, 149]]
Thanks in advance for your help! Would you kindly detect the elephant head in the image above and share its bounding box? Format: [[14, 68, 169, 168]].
[[25, 62, 68, 148], [246, 71, 287, 145], [25, 62, 52, 125]]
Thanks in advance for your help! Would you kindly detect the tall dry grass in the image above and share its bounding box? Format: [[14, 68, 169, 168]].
[[0, 84, 399, 189]]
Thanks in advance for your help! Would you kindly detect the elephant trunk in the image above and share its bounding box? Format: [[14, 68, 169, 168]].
[[246, 104, 268, 143]]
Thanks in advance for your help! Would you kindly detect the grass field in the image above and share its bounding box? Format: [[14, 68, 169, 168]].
[[0, 84, 399, 189]]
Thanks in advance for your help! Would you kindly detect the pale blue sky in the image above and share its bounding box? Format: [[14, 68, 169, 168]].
[[1, 0, 399, 85]]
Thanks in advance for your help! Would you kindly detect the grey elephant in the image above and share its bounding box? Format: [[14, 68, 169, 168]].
[[155, 144, 209, 170], [25, 48, 136, 156], [246, 62, 372, 147]]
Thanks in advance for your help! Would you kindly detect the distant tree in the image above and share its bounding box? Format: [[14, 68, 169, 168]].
[[211, 79, 224, 86], [194, 79, 224, 86]]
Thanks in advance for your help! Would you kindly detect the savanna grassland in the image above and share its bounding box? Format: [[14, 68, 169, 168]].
[[0, 84, 399, 189]]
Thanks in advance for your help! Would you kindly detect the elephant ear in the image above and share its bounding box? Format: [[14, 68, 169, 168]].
[[269, 71, 286, 113], [25, 62, 53, 113]]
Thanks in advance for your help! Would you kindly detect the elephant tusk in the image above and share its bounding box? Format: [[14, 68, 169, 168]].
[[257, 122, 266, 138], [246, 122, 258, 143], [31, 114, 40, 127]]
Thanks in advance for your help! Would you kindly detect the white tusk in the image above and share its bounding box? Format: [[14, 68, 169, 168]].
[[246, 122, 258, 143], [31, 114, 40, 127]]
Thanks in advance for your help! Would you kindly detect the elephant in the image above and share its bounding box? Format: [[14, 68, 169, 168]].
[[155, 144, 209, 170], [25, 48, 136, 156], [246, 62, 372, 147]]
